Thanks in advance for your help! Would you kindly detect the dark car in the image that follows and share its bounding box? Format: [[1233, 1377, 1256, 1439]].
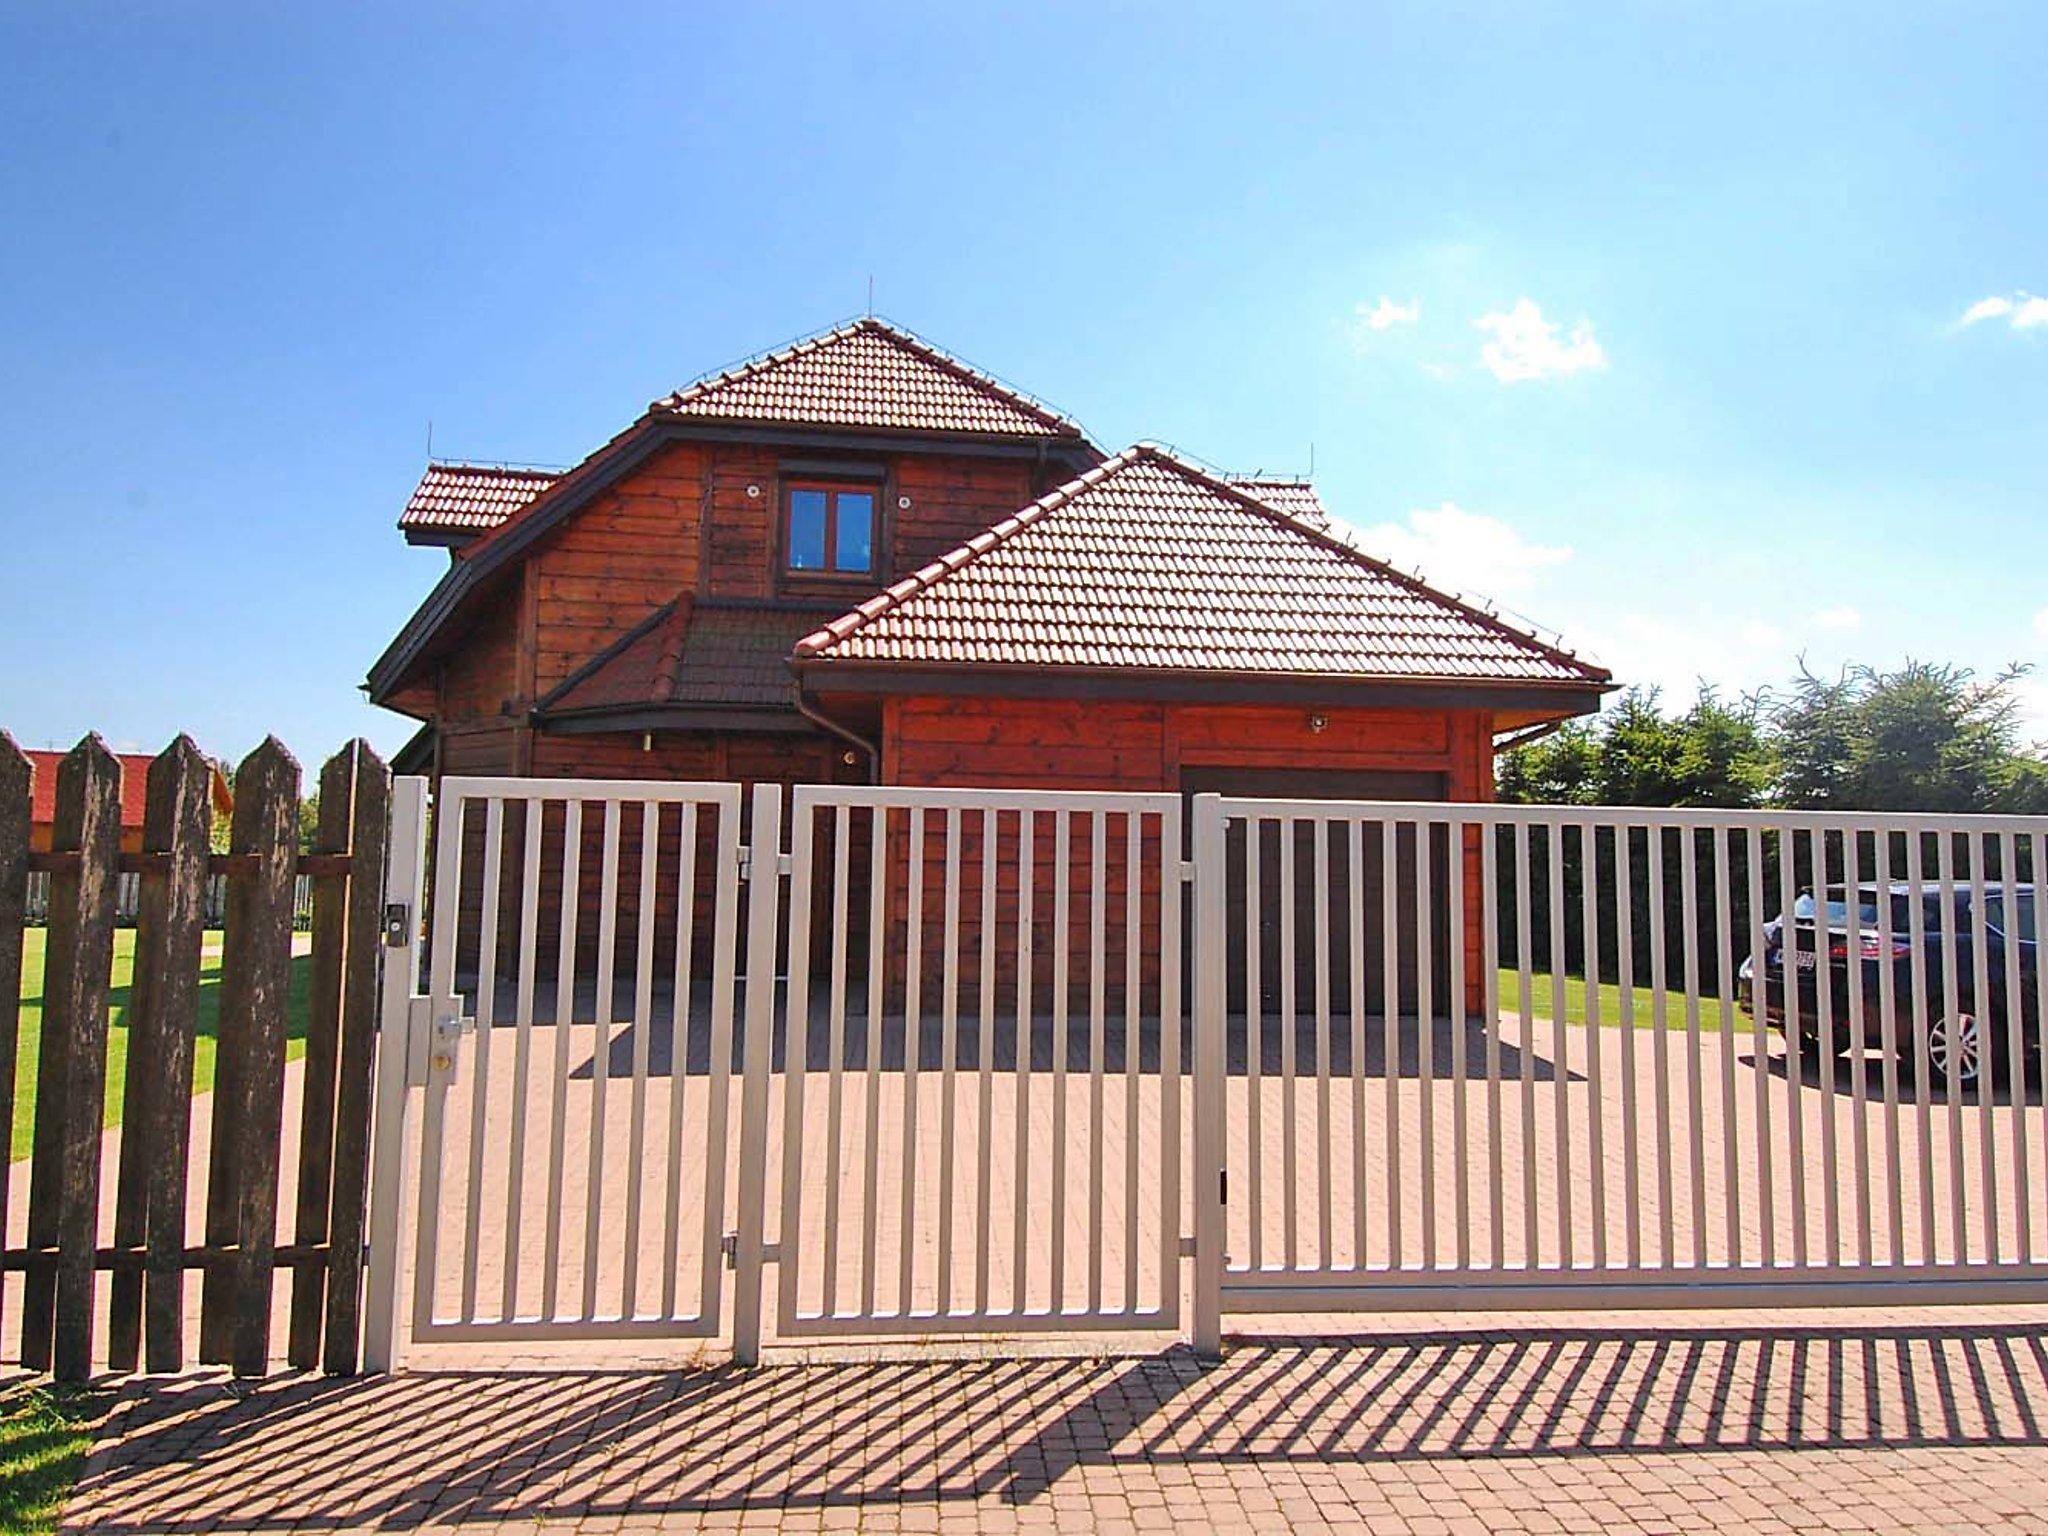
[[1738, 881, 2040, 1087]]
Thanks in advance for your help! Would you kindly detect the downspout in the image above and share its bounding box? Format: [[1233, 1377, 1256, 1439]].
[[792, 684, 881, 784]]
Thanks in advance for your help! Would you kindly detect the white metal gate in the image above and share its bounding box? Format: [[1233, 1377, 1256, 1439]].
[[1191, 795, 2048, 1338], [766, 785, 1185, 1337], [365, 778, 2048, 1369], [380, 775, 745, 1349]]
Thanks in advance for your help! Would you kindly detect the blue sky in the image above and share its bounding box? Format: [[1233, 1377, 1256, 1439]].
[[2, 2, 2043, 768]]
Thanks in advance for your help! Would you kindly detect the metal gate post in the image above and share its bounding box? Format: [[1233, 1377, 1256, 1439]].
[[362, 775, 429, 1374], [1190, 793, 1227, 1358], [730, 782, 783, 1365]]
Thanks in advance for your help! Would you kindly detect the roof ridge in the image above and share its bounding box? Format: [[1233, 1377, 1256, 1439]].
[[792, 446, 1147, 658], [654, 314, 1087, 438], [424, 459, 566, 477], [1131, 443, 1609, 682]]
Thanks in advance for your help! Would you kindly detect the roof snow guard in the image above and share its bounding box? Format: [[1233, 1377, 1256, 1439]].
[[653, 317, 1086, 440], [795, 445, 1611, 690]]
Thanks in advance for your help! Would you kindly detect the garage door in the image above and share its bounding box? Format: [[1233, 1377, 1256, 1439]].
[[1180, 767, 1452, 1015]]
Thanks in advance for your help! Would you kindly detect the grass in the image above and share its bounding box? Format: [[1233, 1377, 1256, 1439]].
[[11, 929, 314, 1162], [0, 1381, 111, 1534], [1497, 968, 1738, 1032]]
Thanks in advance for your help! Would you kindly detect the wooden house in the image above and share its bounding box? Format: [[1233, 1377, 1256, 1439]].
[[366, 318, 1612, 1000]]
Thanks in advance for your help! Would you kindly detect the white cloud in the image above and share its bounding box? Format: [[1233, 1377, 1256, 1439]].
[[1352, 296, 1420, 351], [1812, 604, 1862, 632], [2034, 606, 2048, 644], [1959, 291, 2048, 331], [1473, 299, 1607, 382], [1419, 361, 1457, 380], [1352, 501, 1571, 602], [1357, 295, 1420, 333]]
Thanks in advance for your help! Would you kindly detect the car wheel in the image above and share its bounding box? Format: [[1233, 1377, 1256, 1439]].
[[1925, 1010, 1986, 1090]]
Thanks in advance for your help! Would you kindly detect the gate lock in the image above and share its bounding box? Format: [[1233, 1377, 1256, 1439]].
[[430, 1011, 476, 1082], [405, 996, 476, 1087]]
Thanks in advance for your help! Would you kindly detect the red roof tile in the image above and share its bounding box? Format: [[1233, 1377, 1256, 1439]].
[[794, 446, 1609, 687], [25, 750, 231, 832], [400, 462, 561, 537], [1228, 477, 1331, 528], [654, 318, 1085, 440]]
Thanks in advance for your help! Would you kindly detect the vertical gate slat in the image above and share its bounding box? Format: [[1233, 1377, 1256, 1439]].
[[199, 739, 301, 1376], [0, 737, 33, 1344], [286, 747, 358, 1367], [22, 738, 122, 1379], [322, 744, 388, 1374], [110, 738, 211, 1373]]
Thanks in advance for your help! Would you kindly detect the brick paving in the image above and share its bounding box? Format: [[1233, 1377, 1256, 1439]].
[[65, 1309, 2048, 1532]]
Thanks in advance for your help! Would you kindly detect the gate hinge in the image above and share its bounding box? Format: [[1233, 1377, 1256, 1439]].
[[1178, 860, 1198, 884], [723, 1233, 780, 1269], [735, 847, 795, 882], [1219, 1169, 1228, 1206]]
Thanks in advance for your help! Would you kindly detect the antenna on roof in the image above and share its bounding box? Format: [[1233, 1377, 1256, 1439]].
[[866, 275, 874, 317], [426, 420, 434, 460], [1308, 442, 1315, 478]]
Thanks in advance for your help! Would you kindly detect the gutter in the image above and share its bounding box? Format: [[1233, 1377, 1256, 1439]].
[[793, 688, 881, 784], [1492, 720, 1566, 754]]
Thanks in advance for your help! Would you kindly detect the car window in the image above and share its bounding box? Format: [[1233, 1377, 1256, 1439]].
[[1985, 892, 2038, 942], [1794, 892, 1880, 926]]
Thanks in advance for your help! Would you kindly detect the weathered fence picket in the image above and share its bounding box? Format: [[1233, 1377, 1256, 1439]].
[[22, 740, 123, 1379], [107, 737, 212, 1373], [1, 731, 391, 1382], [0, 740, 29, 1342]]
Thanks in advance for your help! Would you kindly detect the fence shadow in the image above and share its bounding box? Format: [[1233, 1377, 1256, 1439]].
[[498, 977, 1571, 1084], [69, 1321, 2048, 1531]]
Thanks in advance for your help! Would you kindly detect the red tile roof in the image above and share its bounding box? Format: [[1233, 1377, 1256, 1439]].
[[25, 750, 231, 831], [1228, 477, 1331, 528], [654, 318, 1086, 440], [400, 462, 562, 537], [794, 445, 1609, 687]]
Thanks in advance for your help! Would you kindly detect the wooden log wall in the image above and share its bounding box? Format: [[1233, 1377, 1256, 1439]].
[[0, 731, 390, 1381]]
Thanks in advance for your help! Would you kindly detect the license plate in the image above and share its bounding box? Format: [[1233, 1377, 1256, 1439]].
[[1792, 950, 1818, 971]]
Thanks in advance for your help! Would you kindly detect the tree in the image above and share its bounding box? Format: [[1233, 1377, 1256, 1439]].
[[1772, 660, 2041, 813], [1497, 686, 1771, 808]]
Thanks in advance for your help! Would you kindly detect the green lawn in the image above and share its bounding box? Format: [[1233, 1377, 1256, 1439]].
[[0, 1382, 111, 1534], [1497, 968, 1739, 1031], [10, 930, 313, 1162]]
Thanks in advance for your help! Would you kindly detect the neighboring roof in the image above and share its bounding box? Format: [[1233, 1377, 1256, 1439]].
[[399, 462, 561, 540], [1228, 477, 1331, 528], [26, 749, 231, 831], [794, 445, 1610, 691], [537, 598, 844, 722], [654, 317, 1086, 440]]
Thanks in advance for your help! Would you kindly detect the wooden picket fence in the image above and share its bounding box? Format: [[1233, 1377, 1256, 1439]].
[[0, 731, 389, 1381]]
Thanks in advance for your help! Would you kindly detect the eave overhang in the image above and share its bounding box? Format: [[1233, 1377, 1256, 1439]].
[[366, 417, 1102, 706], [793, 657, 1615, 718]]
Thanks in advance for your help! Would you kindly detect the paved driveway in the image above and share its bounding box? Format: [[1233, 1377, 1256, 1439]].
[[64, 1308, 2048, 1533]]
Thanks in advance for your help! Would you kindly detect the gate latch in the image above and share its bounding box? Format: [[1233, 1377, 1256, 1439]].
[[430, 1010, 476, 1082], [406, 996, 475, 1086], [382, 902, 412, 948]]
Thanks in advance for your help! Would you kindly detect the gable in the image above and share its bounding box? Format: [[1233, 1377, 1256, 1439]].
[[657, 317, 1085, 440]]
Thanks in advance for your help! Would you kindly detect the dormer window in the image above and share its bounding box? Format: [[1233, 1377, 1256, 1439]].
[[786, 482, 875, 576]]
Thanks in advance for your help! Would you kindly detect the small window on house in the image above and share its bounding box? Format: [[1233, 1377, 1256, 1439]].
[[785, 483, 876, 576]]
